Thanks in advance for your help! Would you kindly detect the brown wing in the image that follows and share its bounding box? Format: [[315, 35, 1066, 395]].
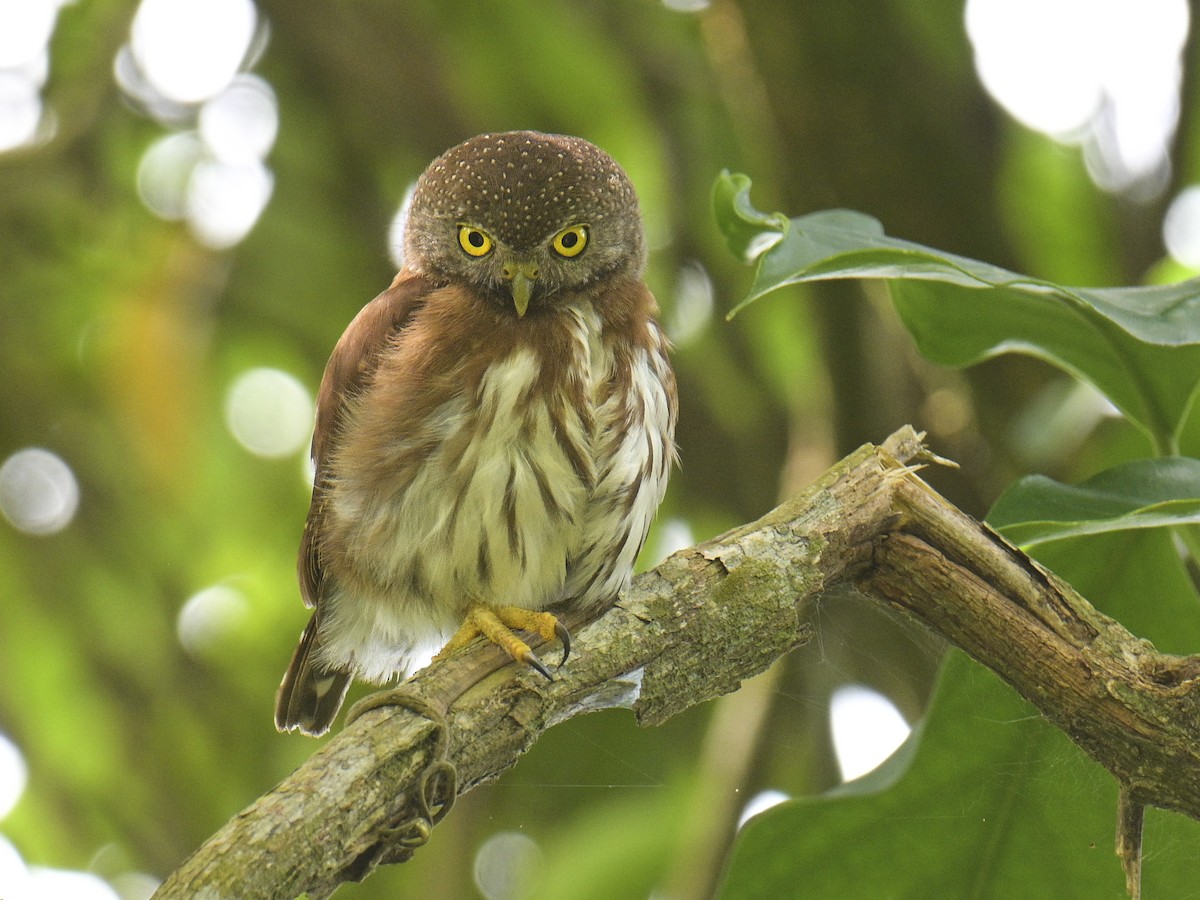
[[297, 269, 438, 607]]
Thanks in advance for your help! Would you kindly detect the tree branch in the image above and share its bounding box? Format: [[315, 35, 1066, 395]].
[[153, 427, 1200, 899]]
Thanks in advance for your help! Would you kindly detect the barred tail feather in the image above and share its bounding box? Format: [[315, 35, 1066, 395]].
[[275, 614, 352, 736]]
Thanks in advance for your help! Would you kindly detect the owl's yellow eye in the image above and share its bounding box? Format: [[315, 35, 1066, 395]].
[[458, 225, 493, 257], [551, 225, 588, 258]]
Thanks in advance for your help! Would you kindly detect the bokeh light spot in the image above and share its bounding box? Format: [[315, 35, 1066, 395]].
[[1163, 185, 1200, 268], [186, 157, 273, 249], [829, 684, 911, 782], [177, 584, 249, 656], [136, 131, 206, 221], [966, 0, 1099, 136], [137, 119, 274, 247], [121, 0, 274, 248], [0, 447, 80, 535], [651, 517, 694, 566], [109, 871, 161, 899], [473, 831, 542, 900], [0, 0, 64, 154], [225, 367, 313, 458], [966, 0, 1189, 194], [109, 873, 162, 900], [920, 386, 973, 438], [130, 0, 257, 105], [668, 261, 714, 346], [198, 74, 277, 165]]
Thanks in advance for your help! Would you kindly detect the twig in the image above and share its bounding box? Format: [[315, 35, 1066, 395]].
[[1116, 789, 1145, 900]]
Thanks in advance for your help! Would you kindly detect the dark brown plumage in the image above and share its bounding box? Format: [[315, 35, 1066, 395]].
[[275, 132, 677, 736]]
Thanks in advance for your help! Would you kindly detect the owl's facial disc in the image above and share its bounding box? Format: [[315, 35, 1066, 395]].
[[407, 132, 645, 311], [498, 223, 589, 315], [455, 219, 598, 315], [457, 223, 539, 315]]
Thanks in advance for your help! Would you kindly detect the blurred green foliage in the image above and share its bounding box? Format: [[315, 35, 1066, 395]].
[[2, 1, 1199, 898]]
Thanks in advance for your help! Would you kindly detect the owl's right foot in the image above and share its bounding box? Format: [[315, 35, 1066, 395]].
[[433, 605, 571, 679]]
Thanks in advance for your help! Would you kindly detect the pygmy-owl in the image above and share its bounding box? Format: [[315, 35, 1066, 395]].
[[275, 131, 678, 735]]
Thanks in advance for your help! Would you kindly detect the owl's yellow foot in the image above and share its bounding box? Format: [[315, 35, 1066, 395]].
[[434, 606, 571, 679]]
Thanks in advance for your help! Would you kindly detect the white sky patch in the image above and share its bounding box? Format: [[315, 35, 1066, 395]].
[[0, 1, 63, 69], [0, 835, 134, 900], [26, 867, 121, 900], [388, 182, 418, 271], [0, 71, 41, 151], [0, 836, 30, 897], [0, 732, 27, 821], [829, 684, 911, 782], [736, 788, 789, 829]]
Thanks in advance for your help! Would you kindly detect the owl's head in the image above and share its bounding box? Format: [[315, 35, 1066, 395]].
[[402, 131, 646, 315]]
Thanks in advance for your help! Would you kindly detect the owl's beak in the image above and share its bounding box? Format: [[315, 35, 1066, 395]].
[[502, 261, 538, 316]]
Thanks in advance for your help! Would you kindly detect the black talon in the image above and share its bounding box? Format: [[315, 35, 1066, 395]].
[[555, 620, 572, 667], [526, 649, 554, 681]]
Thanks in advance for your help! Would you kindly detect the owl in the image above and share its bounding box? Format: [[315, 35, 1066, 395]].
[[275, 131, 678, 736]]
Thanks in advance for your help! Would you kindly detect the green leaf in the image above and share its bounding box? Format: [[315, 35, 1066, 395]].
[[716, 652, 1200, 900], [1032, 528, 1200, 655], [712, 170, 790, 261], [714, 173, 1200, 452], [987, 457, 1200, 548], [888, 280, 1200, 452]]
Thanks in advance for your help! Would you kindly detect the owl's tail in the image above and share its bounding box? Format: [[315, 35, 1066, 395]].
[[275, 613, 352, 736]]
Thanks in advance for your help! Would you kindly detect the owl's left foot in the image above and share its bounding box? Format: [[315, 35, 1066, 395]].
[[434, 605, 571, 679]]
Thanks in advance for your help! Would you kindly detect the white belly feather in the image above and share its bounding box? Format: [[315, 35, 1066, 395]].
[[320, 306, 672, 682]]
